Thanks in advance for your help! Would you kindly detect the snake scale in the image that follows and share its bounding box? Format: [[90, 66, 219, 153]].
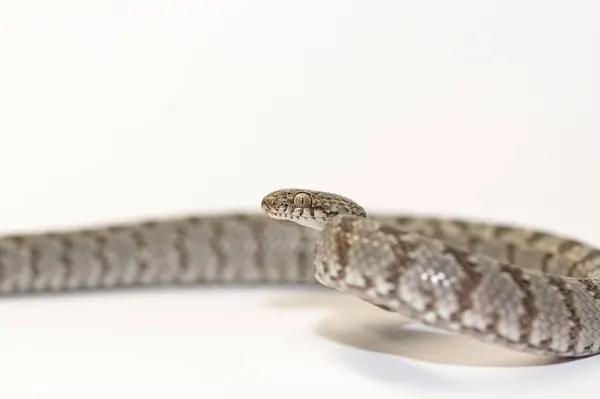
[[1, 188, 599, 358]]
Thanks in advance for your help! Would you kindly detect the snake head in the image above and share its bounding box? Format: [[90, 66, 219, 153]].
[[261, 189, 367, 230]]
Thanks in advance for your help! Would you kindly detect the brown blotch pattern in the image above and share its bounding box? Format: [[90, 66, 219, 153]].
[[499, 263, 538, 345], [546, 276, 582, 354]]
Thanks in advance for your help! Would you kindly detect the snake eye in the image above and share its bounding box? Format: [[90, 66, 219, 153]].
[[293, 192, 312, 208]]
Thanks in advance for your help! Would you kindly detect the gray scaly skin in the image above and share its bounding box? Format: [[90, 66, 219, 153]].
[[1, 188, 600, 358], [263, 189, 600, 358]]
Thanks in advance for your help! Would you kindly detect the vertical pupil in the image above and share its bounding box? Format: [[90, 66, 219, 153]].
[[294, 194, 310, 207]]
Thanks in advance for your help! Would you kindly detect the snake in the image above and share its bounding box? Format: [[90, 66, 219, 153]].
[[0, 188, 599, 358]]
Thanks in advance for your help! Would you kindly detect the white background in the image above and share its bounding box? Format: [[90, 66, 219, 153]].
[[1, 1, 599, 398]]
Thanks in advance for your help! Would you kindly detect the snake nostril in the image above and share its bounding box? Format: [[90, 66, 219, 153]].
[[261, 195, 276, 212], [261, 201, 269, 211]]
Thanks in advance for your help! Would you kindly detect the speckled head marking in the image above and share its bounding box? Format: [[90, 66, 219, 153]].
[[261, 189, 367, 230]]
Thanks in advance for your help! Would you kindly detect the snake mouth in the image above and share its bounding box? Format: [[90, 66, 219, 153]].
[[261, 197, 326, 222], [267, 211, 328, 223]]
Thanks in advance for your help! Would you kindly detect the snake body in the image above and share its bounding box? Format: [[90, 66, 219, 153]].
[[1, 188, 599, 358]]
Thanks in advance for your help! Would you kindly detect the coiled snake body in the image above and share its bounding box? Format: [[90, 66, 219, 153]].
[[1, 188, 599, 358]]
